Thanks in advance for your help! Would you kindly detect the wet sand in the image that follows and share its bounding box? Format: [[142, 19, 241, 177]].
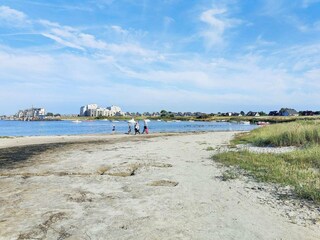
[[0, 132, 319, 239]]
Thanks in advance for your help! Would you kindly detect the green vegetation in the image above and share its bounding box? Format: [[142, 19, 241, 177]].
[[221, 169, 239, 181], [206, 146, 215, 151], [232, 121, 320, 147], [214, 121, 320, 203], [215, 148, 320, 202]]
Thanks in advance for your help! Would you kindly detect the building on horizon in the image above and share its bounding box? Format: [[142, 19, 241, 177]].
[[79, 104, 124, 117], [80, 104, 98, 116], [15, 107, 46, 120]]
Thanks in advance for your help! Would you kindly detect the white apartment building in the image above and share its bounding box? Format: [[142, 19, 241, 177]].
[[108, 105, 121, 113], [80, 104, 98, 116], [80, 104, 124, 117]]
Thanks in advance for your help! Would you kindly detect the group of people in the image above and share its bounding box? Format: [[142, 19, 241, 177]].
[[128, 120, 149, 135], [112, 120, 149, 135]]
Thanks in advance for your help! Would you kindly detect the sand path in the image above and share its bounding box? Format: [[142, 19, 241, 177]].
[[0, 132, 319, 239]]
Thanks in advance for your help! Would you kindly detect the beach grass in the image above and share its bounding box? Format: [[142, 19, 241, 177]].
[[214, 147, 320, 203], [232, 120, 320, 147], [214, 121, 320, 203]]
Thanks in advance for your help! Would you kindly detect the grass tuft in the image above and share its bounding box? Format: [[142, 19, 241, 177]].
[[221, 169, 239, 181], [206, 146, 215, 151]]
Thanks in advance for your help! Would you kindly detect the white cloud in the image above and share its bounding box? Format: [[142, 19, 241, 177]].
[[199, 7, 241, 47], [41, 33, 84, 50], [38, 20, 159, 59], [40, 21, 108, 51], [200, 8, 227, 46], [111, 25, 128, 35], [0, 5, 31, 27]]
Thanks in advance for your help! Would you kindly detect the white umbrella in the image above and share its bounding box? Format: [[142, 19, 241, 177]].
[[128, 118, 135, 123]]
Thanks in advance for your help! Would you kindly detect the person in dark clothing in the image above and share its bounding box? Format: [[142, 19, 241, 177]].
[[128, 123, 132, 134], [142, 120, 149, 134], [134, 122, 140, 135]]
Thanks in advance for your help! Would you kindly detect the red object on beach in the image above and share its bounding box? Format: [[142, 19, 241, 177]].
[[146, 128, 149, 134], [257, 121, 270, 126]]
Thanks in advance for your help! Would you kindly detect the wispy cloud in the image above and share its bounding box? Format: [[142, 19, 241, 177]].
[[0, 5, 31, 27], [0, 9, 160, 60], [199, 7, 241, 48]]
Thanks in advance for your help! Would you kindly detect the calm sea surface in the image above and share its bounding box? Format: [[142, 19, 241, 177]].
[[0, 120, 258, 137]]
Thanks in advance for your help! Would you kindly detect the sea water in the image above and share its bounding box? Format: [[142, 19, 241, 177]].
[[0, 120, 258, 137]]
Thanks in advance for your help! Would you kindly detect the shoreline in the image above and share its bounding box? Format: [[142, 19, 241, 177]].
[[0, 131, 246, 149], [0, 128, 251, 137]]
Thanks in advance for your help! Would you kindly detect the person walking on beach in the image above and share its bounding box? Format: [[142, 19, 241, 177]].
[[134, 121, 140, 135], [128, 122, 132, 134], [112, 124, 115, 133], [142, 120, 149, 134]]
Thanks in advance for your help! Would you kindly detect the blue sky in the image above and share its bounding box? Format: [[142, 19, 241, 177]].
[[0, 0, 320, 114]]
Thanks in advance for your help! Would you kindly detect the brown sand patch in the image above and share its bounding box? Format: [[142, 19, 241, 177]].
[[148, 180, 179, 187]]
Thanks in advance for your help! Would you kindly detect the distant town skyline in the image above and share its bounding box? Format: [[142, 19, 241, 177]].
[[0, 0, 320, 115]]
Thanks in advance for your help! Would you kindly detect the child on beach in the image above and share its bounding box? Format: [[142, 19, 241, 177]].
[[112, 125, 115, 133], [128, 123, 132, 134]]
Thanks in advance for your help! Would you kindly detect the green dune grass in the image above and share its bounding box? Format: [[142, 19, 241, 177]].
[[214, 121, 320, 203], [233, 121, 320, 147]]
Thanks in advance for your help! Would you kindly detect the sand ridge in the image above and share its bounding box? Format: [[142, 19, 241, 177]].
[[0, 132, 319, 239]]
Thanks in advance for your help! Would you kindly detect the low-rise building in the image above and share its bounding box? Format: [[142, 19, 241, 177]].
[[279, 108, 298, 116], [299, 111, 314, 116], [246, 111, 260, 117], [269, 111, 279, 116], [15, 107, 46, 120]]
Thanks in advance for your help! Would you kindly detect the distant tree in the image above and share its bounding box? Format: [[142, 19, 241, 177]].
[[46, 112, 54, 117], [160, 110, 168, 118], [259, 111, 267, 116], [160, 110, 167, 114], [54, 113, 61, 117], [240, 111, 245, 116]]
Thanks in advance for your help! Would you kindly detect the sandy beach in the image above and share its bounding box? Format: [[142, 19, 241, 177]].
[[0, 132, 319, 240]]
